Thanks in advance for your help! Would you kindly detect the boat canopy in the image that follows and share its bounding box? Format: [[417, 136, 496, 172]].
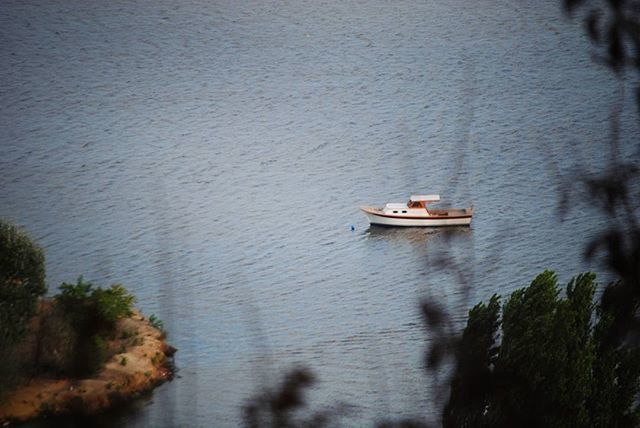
[[410, 194, 440, 202]]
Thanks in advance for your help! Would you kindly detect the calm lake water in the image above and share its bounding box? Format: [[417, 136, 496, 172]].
[[2, 0, 639, 425]]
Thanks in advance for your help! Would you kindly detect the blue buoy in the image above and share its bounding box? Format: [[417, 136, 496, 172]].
[[350, 225, 355, 231]]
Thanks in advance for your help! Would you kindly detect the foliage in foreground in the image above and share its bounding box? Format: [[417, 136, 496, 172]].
[[244, 366, 354, 428], [243, 272, 640, 428], [444, 270, 640, 428]]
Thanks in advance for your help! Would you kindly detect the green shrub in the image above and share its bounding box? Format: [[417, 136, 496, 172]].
[[148, 314, 165, 335], [57, 276, 92, 301], [56, 277, 135, 327], [51, 277, 136, 377], [92, 284, 134, 325]]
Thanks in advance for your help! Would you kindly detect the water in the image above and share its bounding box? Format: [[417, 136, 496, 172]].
[[2, 0, 639, 425]]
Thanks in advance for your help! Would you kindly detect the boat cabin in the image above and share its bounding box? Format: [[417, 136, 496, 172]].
[[382, 194, 440, 215]]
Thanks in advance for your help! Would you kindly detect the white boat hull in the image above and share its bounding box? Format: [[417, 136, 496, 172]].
[[361, 207, 473, 227]]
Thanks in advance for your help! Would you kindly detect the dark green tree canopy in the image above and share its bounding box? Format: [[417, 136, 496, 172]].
[[445, 271, 640, 428], [0, 219, 47, 398], [0, 219, 46, 347], [0, 219, 46, 298]]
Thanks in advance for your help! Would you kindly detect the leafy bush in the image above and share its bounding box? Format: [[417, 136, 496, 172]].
[[148, 314, 165, 336], [92, 284, 134, 325], [52, 277, 136, 377], [56, 277, 135, 328], [56, 276, 135, 325]]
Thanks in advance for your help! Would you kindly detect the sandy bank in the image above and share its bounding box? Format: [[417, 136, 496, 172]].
[[0, 310, 176, 424]]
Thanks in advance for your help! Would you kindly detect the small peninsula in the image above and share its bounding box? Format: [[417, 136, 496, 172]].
[[0, 307, 175, 424], [0, 220, 176, 425]]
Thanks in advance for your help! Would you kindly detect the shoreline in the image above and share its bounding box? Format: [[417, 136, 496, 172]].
[[0, 310, 176, 425]]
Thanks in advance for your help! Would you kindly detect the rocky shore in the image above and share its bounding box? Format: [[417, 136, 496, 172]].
[[0, 310, 176, 424]]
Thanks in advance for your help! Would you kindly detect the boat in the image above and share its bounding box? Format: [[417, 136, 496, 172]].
[[360, 194, 473, 227]]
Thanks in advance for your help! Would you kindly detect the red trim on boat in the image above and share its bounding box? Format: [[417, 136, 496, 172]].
[[363, 210, 472, 220]]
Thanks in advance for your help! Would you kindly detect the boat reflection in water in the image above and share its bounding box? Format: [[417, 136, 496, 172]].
[[366, 223, 472, 245]]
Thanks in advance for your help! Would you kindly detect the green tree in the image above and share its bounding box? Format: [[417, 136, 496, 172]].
[[443, 295, 500, 428], [445, 271, 640, 427], [588, 298, 640, 427], [0, 219, 46, 346], [0, 219, 46, 398]]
